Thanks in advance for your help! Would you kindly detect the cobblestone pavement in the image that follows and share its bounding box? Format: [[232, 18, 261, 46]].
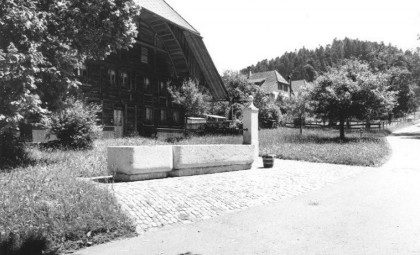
[[101, 159, 368, 234]]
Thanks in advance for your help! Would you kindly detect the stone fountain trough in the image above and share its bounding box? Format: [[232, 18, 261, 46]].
[[108, 144, 255, 182]]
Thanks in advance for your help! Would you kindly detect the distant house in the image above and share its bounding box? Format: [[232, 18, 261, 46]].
[[291, 80, 312, 95], [247, 70, 290, 100]]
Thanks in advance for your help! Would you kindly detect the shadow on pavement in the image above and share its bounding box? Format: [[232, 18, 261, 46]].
[[400, 136, 420, 140], [390, 133, 420, 138]]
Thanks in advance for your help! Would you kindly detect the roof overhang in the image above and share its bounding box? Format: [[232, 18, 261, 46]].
[[184, 32, 229, 101], [134, 0, 200, 35]]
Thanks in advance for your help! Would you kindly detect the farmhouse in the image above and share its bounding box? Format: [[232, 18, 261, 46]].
[[247, 70, 290, 100], [77, 0, 228, 138]]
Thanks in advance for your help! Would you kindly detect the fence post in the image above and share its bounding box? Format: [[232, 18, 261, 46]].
[[243, 96, 259, 159]]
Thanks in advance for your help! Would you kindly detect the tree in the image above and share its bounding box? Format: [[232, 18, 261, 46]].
[[0, 0, 140, 162], [387, 67, 417, 117], [311, 60, 396, 140], [0, 44, 45, 168], [352, 71, 396, 129], [241, 38, 419, 88], [303, 64, 318, 82], [284, 88, 313, 134], [253, 90, 282, 128], [168, 79, 210, 117], [218, 71, 284, 127], [219, 71, 258, 120]]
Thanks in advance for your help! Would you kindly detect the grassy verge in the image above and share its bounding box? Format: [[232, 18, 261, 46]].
[[259, 127, 390, 166], [0, 126, 391, 252], [0, 152, 137, 252]]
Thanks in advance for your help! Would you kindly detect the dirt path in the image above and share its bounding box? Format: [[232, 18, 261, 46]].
[[78, 123, 420, 255]]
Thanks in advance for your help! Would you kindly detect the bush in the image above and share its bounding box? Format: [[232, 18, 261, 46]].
[[187, 121, 242, 136], [259, 103, 282, 129], [167, 79, 210, 117], [47, 99, 102, 150], [0, 130, 29, 170]]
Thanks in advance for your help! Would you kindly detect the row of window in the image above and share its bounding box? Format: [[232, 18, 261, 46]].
[[145, 107, 181, 124], [278, 83, 289, 92], [106, 68, 170, 93], [111, 108, 181, 126]]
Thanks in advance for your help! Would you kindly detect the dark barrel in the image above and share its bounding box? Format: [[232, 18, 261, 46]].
[[262, 154, 275, 168]]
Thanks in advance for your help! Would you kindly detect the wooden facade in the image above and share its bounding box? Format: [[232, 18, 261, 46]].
[[77, 5, 228, 137]]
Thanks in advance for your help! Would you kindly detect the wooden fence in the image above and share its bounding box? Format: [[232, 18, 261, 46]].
[[285, 111, 419, 131]]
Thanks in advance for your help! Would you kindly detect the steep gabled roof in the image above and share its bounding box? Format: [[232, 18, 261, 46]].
[[248, 70, 288, 93], [134, 0, 228, 101], [184, 32, 228, 101], [134, 0, 199, 35], [249, 71, 288, 85]]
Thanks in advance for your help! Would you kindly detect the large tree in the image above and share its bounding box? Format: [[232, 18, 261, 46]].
[[0, 0, 139, 127], [311, 60, 396, 140], [386, 67, 417, 117], [0, 0, 140, 165], [0, 0, 140, 119]]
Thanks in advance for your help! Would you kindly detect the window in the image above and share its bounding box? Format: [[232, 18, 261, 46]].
[[108, 69, 116, 86], [160, 109, 167, 123], [159, 80, 168, 95], [120, 71, 129, 88], [113, 110, 123, 126], [130, 73, 135, 90], [145, 107, 153, 122], [172, 110, 181, 124], [159, 81, 165, 92], [75, 65, 87, 77], [141, 47, 149, 64], [144, 77, 151, 92]]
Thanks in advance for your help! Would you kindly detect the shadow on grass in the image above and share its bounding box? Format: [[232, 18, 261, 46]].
[[0, 156, 37, 173], [0, 232, 58, 255], [1, 146, 60, 173], [282, 134, 383, 144]]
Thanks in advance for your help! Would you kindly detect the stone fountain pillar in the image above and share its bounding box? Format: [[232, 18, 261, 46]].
[[242, 95, 259, 160]]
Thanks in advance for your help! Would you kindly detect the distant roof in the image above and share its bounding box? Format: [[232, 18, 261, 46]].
[[134, 0, 199, 34], [248, 70, 288, 85], [204, 114, 227, 119], [248, 70, 289, 93]]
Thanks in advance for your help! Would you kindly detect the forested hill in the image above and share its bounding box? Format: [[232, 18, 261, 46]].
[[240, 38, 420, 84]]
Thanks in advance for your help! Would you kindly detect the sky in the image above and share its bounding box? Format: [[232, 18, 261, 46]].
[[165, 0, 420, 73]]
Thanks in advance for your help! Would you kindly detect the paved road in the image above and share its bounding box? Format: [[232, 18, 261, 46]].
[[78, 123, 420, 255]]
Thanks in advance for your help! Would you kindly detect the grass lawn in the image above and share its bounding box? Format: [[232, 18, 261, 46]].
[[0, 126, 391, 252], [0, 158, 136, 253], [259, 127, 391, 166]]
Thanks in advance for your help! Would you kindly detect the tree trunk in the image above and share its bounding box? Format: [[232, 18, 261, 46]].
[[365, 120, 371, 131], [339, 118, 345, 140], [299, 117, 303, 135]]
